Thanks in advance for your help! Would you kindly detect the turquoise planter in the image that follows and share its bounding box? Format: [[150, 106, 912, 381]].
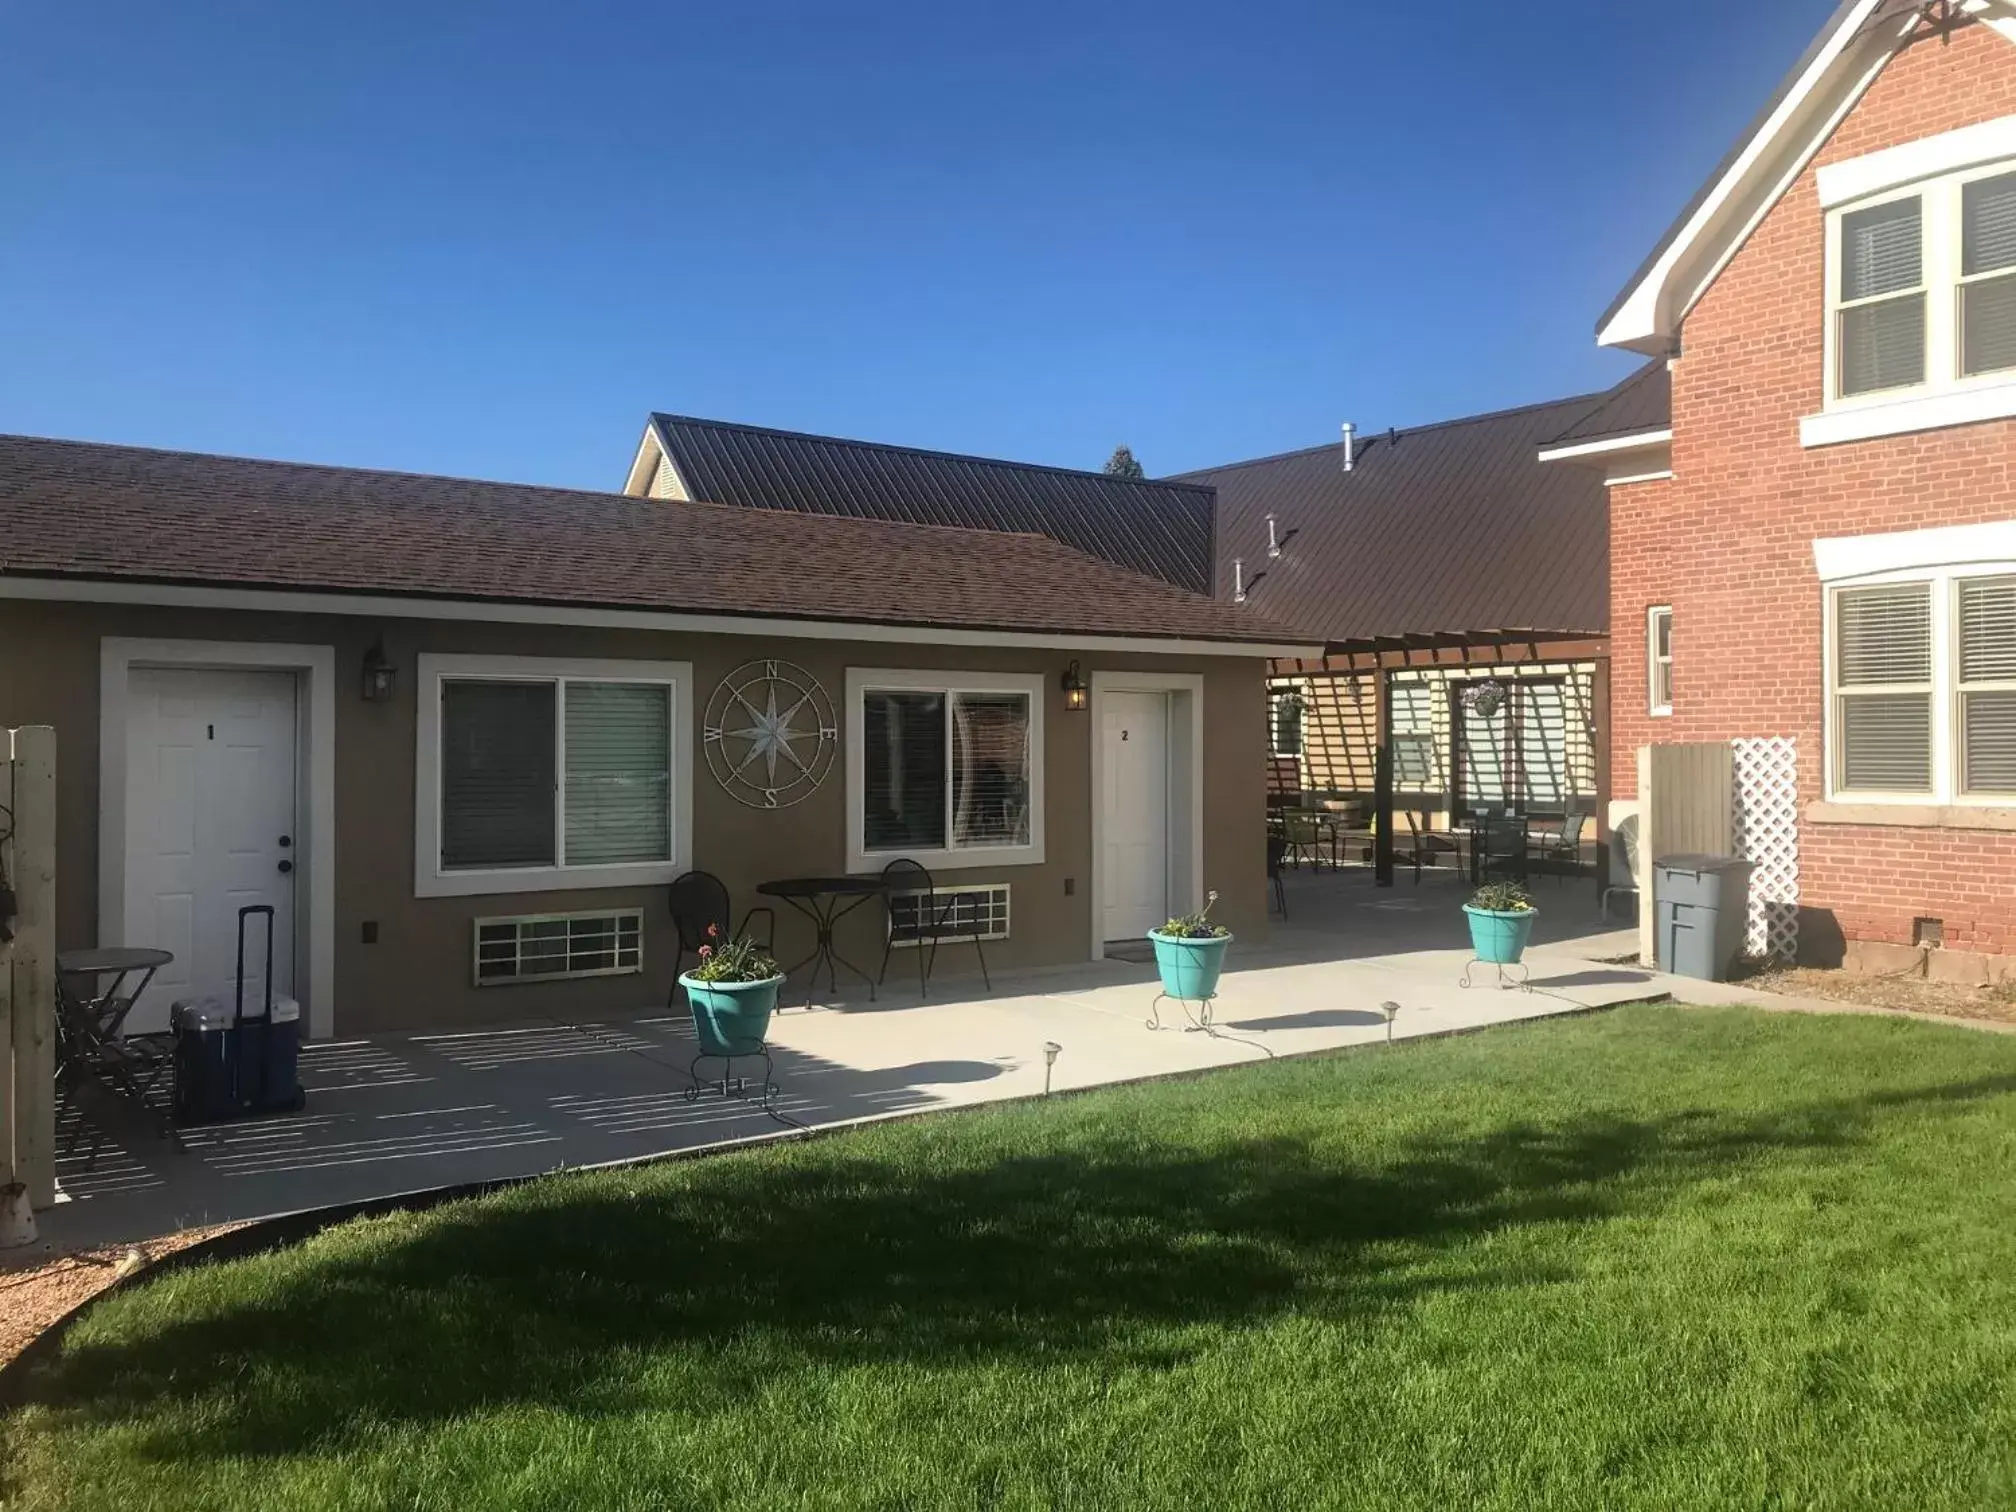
[[679, 973, 783, 1057], [1463, 905, 1537, 965], [1148, 931, 1233, 1000]]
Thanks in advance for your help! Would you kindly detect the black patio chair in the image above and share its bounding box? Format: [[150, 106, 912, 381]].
[[879, 857, 991, 997], [1474, 816, 1530, 883], [1266, 832, 1288, 918], [53, 970, 177, 1146], [666, 871, 776, 1010]]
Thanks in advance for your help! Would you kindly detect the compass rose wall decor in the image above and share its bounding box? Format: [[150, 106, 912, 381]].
[[703, 659, 839, 809]]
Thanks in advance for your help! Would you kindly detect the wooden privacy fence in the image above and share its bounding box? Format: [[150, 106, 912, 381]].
[[2, 725, 56, 1218]]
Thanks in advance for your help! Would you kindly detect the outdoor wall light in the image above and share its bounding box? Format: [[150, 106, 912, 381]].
[[361, 638, 397, 703], [1061, 661, 1088, 712]]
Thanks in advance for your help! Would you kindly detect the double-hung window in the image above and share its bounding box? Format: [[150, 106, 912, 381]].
[[1825, 166, 2016, 406], [846, 669, 1044, 871], [1828, 573, 2016, 802], [416, 654, 690, 896], [1647, 606, 1674, 716]]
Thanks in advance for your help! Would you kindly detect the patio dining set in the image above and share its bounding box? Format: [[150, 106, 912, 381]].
[[1266, 800, 1593, 887]]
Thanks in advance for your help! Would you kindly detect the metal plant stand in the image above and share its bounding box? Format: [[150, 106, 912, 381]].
[[1147, 990, 1218, 1032], [1459, 959, 1531, 991], [685, 1046, 778, 1107]]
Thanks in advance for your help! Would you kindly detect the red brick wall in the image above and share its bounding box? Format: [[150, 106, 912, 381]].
[[1612, 18, 2016, 961]]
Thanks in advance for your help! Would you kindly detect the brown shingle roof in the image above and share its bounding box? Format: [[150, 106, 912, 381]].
[[0, 434, 1300, 646], [650, 414, 1217, 593], [1175, 390, 1614, 647]]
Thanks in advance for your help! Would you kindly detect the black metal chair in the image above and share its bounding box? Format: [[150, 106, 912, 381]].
[[878, 857, 991, 997], [1474, 816, 1530, 883], [53, 970, 177, 1147], [1266, 833, 1288, 918], [666, 871, 775, 1010]]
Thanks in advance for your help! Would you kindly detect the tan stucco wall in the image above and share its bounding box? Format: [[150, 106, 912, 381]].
[[0, 599, 1266, 1035]]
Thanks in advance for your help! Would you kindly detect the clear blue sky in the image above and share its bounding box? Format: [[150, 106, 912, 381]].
[[1, 1, 1834, 488]]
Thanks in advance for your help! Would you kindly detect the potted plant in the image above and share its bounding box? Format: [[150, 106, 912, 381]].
[[1463, 880, 1537, 965], [678, 924, 784, 1057], [1148, 891, 1233, 1000]]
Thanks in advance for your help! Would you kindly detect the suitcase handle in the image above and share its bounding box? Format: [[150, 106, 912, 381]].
[[234, 904, 277, 1110]]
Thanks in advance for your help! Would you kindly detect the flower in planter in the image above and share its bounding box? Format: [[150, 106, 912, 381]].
[[1160, 889, 1230, 939], [1468, 881, 1534, 913], [688, 924, 780, 984]]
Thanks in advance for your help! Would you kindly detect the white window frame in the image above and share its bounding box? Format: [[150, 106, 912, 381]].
[[1810, 159, 2016, 444], [414, 652, 692, 898], [1647, 606, 1674, 717], [1823, 564, 2016, 805], [845, 667, 1046, 874]]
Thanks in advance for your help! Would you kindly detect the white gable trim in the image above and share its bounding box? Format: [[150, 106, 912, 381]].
[[1535, 428, 1672, 463], [621, 427, 665, 495], [1599, 0, 1928, 354]]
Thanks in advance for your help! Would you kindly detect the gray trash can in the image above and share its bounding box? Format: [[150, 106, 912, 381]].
[[1654, 854, 1755, 981]]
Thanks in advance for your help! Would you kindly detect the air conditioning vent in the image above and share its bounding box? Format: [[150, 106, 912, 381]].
[[474, 909, 643, 986], [886, 884, 1010, 948]]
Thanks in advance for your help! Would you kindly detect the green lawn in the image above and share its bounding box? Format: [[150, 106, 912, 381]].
[[7, 1006, 2016, 1510]]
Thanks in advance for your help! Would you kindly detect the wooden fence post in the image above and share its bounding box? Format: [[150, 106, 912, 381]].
[[5, 726, 57, 1210]]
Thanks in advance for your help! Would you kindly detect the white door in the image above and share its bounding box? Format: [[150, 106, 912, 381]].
[[1101, 690, 1170, 942], [123, 667, 298, 1033]]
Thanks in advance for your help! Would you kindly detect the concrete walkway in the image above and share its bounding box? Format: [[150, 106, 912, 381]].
[[24, 870, 1674, 1255]]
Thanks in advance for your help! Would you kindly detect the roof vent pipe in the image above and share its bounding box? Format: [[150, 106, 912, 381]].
[[1233, 557, 1247, 603], [1340, 422, 1356, 473]]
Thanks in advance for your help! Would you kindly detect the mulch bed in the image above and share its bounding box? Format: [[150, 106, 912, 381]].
[[1, 1225, 241, 1370], [1741, 965, 2016, 1026]]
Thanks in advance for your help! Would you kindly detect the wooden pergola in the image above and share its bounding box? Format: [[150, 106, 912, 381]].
[[1270, 629, 1611, 889]]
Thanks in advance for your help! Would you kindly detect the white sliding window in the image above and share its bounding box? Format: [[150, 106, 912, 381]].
[[417, 654, 690, 897], [847, 669, 1045, 872]]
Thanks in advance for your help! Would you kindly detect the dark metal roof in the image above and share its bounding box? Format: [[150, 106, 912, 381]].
[[649, 414, 1218, 594], [1176, 388, 1616, 648], [1545, 361, 1671, 447], [0, 434, 1302, 646]]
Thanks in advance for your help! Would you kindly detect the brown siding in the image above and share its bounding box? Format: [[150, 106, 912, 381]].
[[1611, 17, 2016, 962], [0, 599, 1266, 1035]]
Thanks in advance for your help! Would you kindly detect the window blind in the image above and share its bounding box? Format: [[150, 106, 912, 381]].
[[1961, 575, 2016, 795], [951, 693, 1031, 847], [1836, 585, 1932, 793], [1842, 197, 1922, 299], [863, 691, 947, 851], [441, 681, 556, 870], [1839, 197, 1925, 396], [1963, 172, 2016, 275], [1840, 694, 1933, 792], [1837, 585, 1932, 684], [563, 682, 671, 866]]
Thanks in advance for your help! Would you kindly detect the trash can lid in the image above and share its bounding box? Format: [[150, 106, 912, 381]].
[[1654, 853, 1754, 873]]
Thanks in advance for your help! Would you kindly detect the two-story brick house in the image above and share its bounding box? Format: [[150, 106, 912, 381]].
[[1559, 0, 2016, 981]]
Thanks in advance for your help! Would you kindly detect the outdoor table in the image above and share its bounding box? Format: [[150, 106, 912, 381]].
[[756, 876, 887, 1004], [57, 946, 174, 1040]]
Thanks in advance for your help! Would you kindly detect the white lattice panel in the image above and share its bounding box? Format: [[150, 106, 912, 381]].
[[1732, 738, 1799, 962]]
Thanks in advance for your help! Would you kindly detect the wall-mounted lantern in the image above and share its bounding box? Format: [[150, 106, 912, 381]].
[[361, 638, 397, 703], [1061, 660, 1088, 712]]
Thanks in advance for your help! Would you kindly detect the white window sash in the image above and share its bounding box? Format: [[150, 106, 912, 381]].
[[1647, 606, 1673, 717], [415, 653, 692, 899], [846, 668, 1047, 873]]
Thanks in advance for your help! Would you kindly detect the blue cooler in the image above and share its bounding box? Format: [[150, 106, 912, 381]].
[[170, 904, 307, 1123]]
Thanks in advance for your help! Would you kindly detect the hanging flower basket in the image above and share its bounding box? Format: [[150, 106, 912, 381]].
[[1461, 679, 1506, 718]]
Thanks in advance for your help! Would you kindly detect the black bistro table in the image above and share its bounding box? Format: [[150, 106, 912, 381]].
[[57, 946, 174, 1039], [757, 875, 888, 1004]]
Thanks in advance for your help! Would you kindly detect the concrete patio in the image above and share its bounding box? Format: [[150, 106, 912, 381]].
[[24, 869, 1663, 1255]]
